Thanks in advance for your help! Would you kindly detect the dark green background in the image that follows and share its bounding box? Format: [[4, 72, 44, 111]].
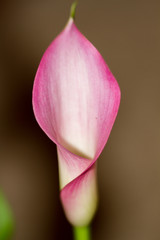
[[0, 0, 160, 239]]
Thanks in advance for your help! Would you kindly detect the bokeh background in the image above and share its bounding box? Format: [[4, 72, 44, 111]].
[[0, 0, 160, 239]]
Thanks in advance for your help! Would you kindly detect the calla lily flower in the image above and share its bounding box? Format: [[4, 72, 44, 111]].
[[32, 4, 120, 227]]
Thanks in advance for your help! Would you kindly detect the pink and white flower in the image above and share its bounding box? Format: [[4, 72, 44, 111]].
[[32, 16, 120, 226]]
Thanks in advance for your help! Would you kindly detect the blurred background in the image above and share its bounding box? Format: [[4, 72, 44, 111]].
[[0, 0, 160, 239]]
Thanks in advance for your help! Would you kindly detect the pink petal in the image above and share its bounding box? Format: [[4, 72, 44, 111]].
[[32, 18, 120, 226]]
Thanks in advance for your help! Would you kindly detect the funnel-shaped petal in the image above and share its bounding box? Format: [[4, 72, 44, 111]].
[[32, 17, 120, 226]]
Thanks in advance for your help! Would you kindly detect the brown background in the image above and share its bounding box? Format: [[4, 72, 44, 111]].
[[0, 0, 160, 239]]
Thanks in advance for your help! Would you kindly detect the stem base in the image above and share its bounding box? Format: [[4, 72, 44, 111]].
[[73, 226, 91, 240]]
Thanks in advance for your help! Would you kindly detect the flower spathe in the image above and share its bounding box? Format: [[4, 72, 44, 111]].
[[32, 16, 121, 226]]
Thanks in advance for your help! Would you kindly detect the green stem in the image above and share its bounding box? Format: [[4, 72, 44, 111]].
[[70, 1, 78, 19], [73, 226, 91, 240], [0, 191, 14, 240]]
